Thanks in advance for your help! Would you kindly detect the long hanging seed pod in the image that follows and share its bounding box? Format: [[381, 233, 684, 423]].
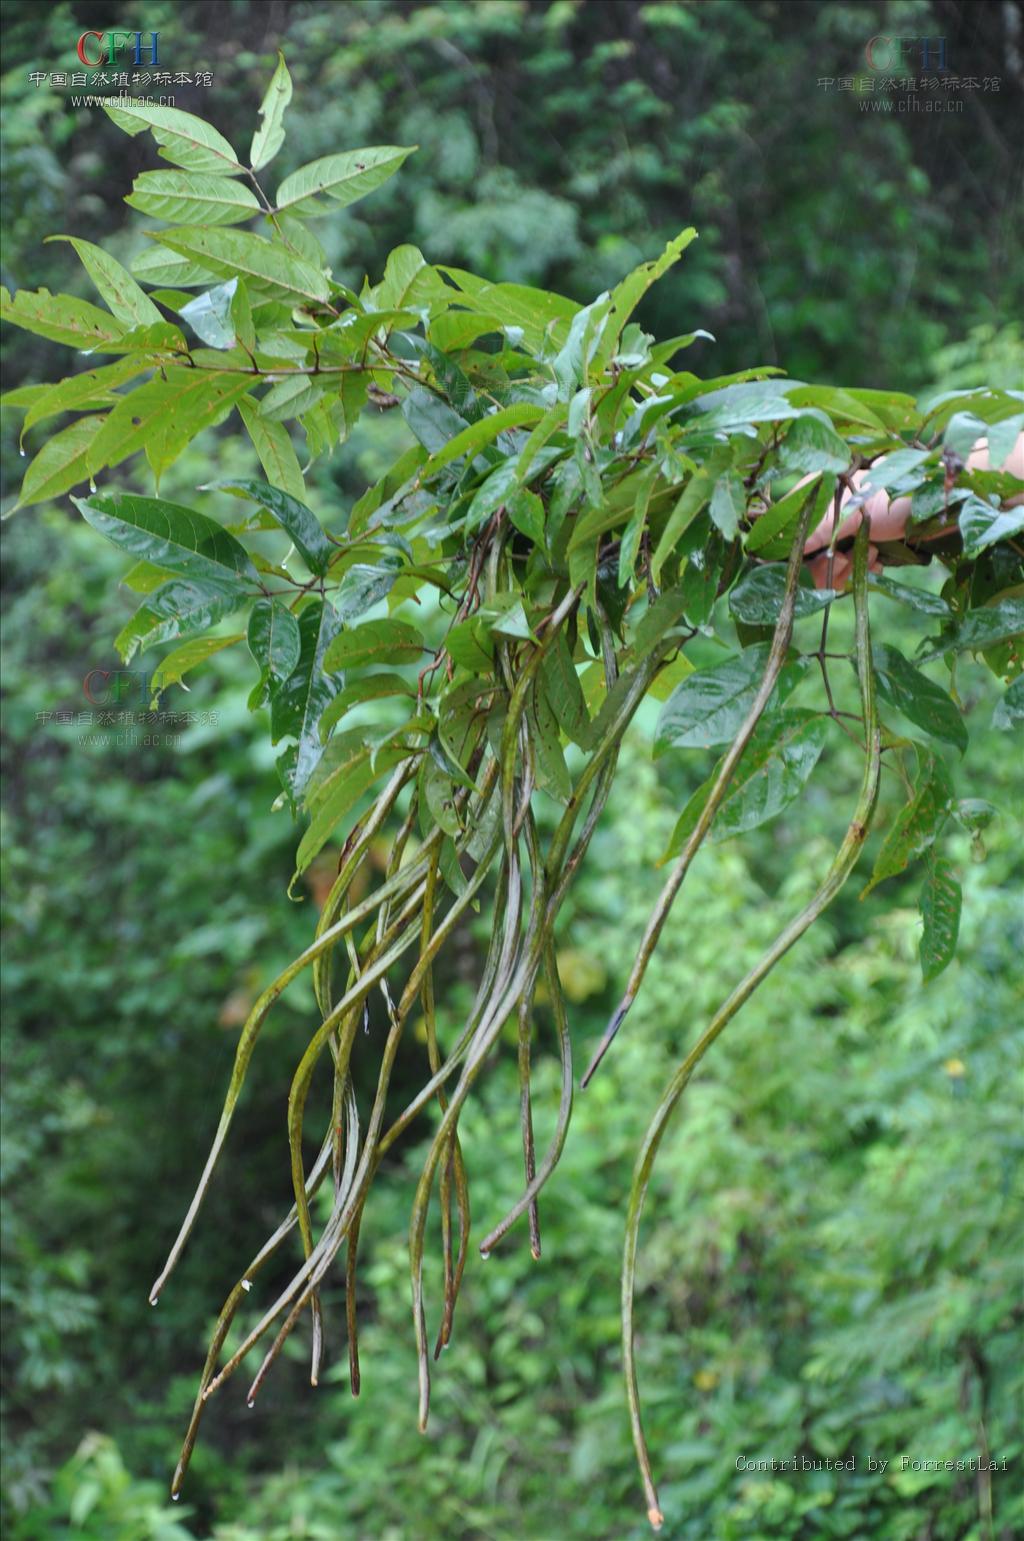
[[245, 825, 514, 1405], [582, 495, 823, 1087], [150, 834, 447, 1303], [202, 814, 509, 1402], [479, 936, 573, 1258], [418, 843, 473, 1357], [621, 522, 881, 1529]]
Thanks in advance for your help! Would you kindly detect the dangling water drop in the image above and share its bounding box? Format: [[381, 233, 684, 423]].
[[171, 1493, 181, 1503], [19, 447, 26, 458], [247, 1397, 255, 1410], [89, 477, 97, 492], [241, 1278, 252, 1292]]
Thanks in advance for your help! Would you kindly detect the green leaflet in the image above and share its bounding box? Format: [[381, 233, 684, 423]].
[[323, 618, 424, 673], [779, 412, 850, 475], [679, 524, 724, 627], [85, 372, 254, 478], [423, 755, 462, 836], [334, 558, 404, 623], [437, 678, 492, 772], [992, 674, 1024, 731], [784, 384, 887, 432], [250, 51, 292, 170], [270, 600, 343, 797], [258, 375, 333, 422], [148, 633, 245, 703], [686, 378, 802, 431], [871, 644, 967, 754], [655, 645, 803, 754], [591, 229, 698, 370], [650, 466, 714, 584], [729, 566, 837, 626], [411, 339, 480, 421], [231, 282, 256, 353], [516, 402, 569, 482], [121, 560, 177, 594], [126, 170, 262, 226], [647, 652, 695, 702], [17, 416, 105, 508], [47, 237, 163, 329], [540, 633, 593, 749], [988, 411, 1024, 470], [655, 648, 760, 752], [102, 99, 244, 175], [73, 491, 259, 588], [507, 487, 546, 549], [437, 269, 580, 353], [859, 447, 934, 494], [919, 855, 962, 983], [618, 463, 659, 587], [866, 574, 952, 618], [115, 577, 245, 663], [130, 245, 217, 288], [370, 246, 450, 314], [248, 599, 301, 682], [296, 734, 407, 871], [708, 471, 746, 541], [862, 748, 954, 896], [0, 383, 49, 409], [319, 672, 416, 740], [402, 387, 471, 455], [633, 587, 688, 661], [179, 281, 238, 350], [20, 359, 148, 434], [920, 597, 1024, 660], [465, 461, 519, 531], [417, 402, 547, 481], [662, 710, 828, 857], [529, 685, 572, 803], [275, 146, 415, 217], [1, 286, 127, 351], [445, 616, 494, 674], [747, 474, 828, 557], [235, 400, 305, 503], [203, 478, 331, 575], [958, 494, 1024, 558], [480, 594, 536, 642], [151, 228, 329, 305]]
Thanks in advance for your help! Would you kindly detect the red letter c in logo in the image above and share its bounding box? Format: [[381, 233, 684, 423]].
[[83, 669, 111, 705], [865, 35, 894, 70], [77, 32, 104, 65]]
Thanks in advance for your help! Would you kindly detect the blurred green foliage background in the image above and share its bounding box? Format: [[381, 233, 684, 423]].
[[1, 3, 1021, 1538]]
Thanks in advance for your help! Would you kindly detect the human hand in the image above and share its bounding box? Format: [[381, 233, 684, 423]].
[[802, 432, 1024, 589]]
